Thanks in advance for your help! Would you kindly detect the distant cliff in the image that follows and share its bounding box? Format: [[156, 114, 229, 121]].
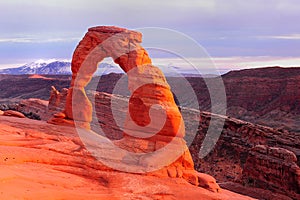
[[170, 66, 300, 133]]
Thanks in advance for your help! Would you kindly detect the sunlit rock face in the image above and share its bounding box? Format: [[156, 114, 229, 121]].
[[0, 116, 256, 199], [47, 26, 211, 188]]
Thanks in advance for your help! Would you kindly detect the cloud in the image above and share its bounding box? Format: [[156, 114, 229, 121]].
[[212, 56, 300, 69], [258, 34, 300, 40], [0, 37, 80, 43], [0, 38, 33, 43], [1, 0, 300, 62], [152, 56, 300, 73]]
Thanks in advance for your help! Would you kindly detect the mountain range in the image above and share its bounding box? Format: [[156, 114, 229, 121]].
[[0, 59, 121, 75], [0, 60, 211, 77]]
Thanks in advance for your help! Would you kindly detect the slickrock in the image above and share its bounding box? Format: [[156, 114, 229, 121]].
[[0, 116, 254, 200]]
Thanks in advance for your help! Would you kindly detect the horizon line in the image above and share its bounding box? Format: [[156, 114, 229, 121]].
[[0, 56, 300, 72]]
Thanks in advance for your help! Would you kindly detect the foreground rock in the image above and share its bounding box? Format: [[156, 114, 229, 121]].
[[0, 116, 254, 200]]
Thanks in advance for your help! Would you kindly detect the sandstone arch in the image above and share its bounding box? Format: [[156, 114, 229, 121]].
[[48, 26, 219, 189]]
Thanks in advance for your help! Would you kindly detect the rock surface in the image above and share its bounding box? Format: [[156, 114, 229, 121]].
[[242, 145, 300, 199], [189, 111, 300, 199], [16, 98, 49, 120], [49, 26, 150, 125], [47, 90, 300, 199], [0, 116, 254, 200]]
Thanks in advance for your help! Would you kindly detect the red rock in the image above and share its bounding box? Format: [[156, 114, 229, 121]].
[[16, 98, 49, 120], [242, 145, 300, 199], [3, 110, 25, 118], [197, 172, 221, 193], [47, 26, 205, 187], [0, 116, 254, 200], [180, 67, 300, 133], [48, 86, 68, 114], [189, 111, 300, 199]]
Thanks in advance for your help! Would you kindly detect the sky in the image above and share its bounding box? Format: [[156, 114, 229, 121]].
[[0, 0, 300, 71]]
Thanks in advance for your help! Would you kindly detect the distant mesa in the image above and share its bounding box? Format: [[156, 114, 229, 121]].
[[223, 66, 300, 79]]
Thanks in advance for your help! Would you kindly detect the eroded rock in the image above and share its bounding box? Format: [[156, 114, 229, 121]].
[[47, 26, 207, 188], [242, 145, 300, 199]]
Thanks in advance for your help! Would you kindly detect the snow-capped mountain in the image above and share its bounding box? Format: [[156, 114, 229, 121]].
[[0, 59, 122, 75], [0, 59, 71, 75]]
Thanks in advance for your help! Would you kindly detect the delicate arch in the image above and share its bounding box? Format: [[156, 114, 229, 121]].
[[48, 26, 205, 186]]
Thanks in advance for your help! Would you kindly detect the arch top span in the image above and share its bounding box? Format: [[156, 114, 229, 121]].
[[88, 26, 142, 42], [71, 26, 151, 76]]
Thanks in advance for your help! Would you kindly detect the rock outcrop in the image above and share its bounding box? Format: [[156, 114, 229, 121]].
[[48, 86, 68, 114], [3, 110, 25, 118], [190, 111, 300, 199], [242, 145, 300, 199], [16, 98, 48, 120], [47, 26, 210, 188], [48, 26, 150, 127], [0, 115, 254, 199]]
